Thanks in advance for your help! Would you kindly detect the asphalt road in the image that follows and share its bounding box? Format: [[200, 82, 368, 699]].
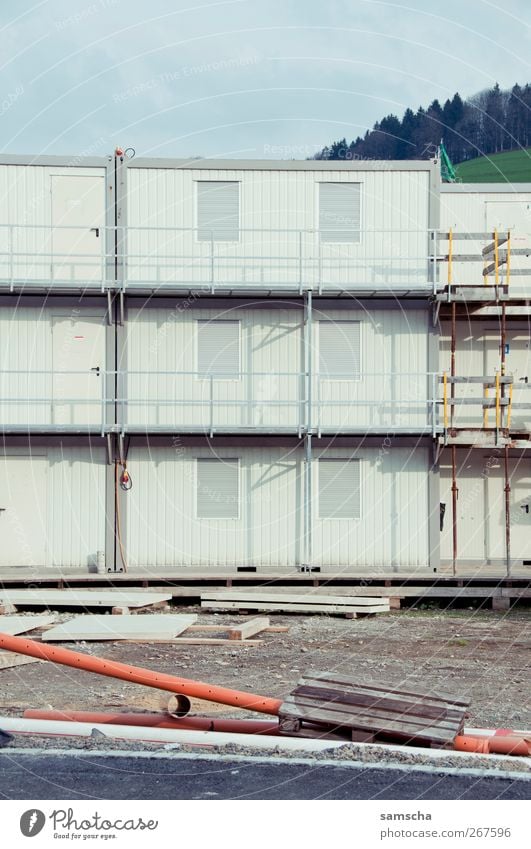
[[0, 752, 529, 800]]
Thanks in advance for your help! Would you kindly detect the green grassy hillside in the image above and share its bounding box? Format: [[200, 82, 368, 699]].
[[456, 148, 531, 182]]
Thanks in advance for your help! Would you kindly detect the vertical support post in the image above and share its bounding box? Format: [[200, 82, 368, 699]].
[[304, 432, 313, 567], [443, 371, 448, 430], [504, 445, 511, 578], [500, 302, 507, 430], [303, 289, 313, 567], [450, 301, 456, 428], [494, 229, 499, 287], [506, 230, 511, 289], [447, 227, 453, 286], [451, 444, 458, 577]]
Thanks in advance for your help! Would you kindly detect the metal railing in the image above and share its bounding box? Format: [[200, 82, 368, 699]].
[[0, 224, 438, 291], [0, 368, 440, 434]]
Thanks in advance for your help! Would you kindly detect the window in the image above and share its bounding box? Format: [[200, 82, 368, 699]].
[[197, 320, 240, 376], [319, 459, 361, 519], [319, 320, 361, 378], [197, 181, 239, 241], [319, 182, 361, 243], [196, 458, 239, 519]]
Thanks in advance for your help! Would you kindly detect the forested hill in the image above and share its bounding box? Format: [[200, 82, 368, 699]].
[[314, 83, 531, 164]]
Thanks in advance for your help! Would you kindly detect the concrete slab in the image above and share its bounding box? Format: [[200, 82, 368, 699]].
[[0, 591, 172, 610], [41, 613, 197, 642], [0, 615, 56, 635]]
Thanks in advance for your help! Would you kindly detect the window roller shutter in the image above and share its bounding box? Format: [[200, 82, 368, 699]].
[[319, 459, 361, 519], [319, 320, 361, 378], [198, 320, 240, 376], [197, 181, 239, 241], [319, 182, 361, 243], [197, 458, 239, 519]]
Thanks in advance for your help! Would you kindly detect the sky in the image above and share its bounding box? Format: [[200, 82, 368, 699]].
[[1, 0, 530, 159]]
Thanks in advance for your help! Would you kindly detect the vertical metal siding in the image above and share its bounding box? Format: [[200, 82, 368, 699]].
[[127, 167, 430, 287], [126, 444, 302, 567], [0, 165, 106, 283], [47, 443, 106, 568], [126, 305, 428, 431], [126, 444, 429, 567]]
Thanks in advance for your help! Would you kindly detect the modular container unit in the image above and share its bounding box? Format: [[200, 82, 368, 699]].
[[125, 159, 437, 292], [0, 439, 107, 569], [125, 440, 431, 569], [125, 301, 432, 433], [0, 299, 109, 430], [440, 183, 531, 296], [0, 159, 110, 288]]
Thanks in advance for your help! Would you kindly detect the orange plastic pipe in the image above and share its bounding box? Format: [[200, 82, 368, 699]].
[[454, 735, 529, 756], [0, 632, 282, 716], [24, 709, 279, 735]]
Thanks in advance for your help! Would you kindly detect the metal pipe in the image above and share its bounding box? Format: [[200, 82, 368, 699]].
[[0, 633, 282, 715], [23, 709, 279, 735], [504, 445, 511, 578], [450, 302, 456, 428], [451, 444, 458, 577]]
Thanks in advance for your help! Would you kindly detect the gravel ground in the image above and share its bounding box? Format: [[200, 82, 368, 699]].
[[0, 607, 529, 773]]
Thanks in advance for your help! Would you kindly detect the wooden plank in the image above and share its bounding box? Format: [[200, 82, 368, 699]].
[[291, 686, 463, 726], [183, 624, 290, 633], [0, 615, 56, 635], [228, 616, 271, 641], [280, 698, 457, 743], [42, 614, 197, 642], [202, 600, 389, 615], [202, 592, 390, 606], [120, 637, 264, 646], [0, 591, 172, 610], [0, 651, 41, 670], [302, 671, 470, 707]]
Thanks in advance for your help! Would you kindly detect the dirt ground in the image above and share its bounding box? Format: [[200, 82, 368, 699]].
[[1, 607, 529, 732]]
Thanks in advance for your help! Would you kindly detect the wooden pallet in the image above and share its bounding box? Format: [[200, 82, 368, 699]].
[[278, 671, 469, 747], [201, 592, 390, 618]]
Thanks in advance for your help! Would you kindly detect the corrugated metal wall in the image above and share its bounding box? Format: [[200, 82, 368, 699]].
[[440, 189, 531, 295], [126, 304, 430, 430], [0, 165, 107, 283], [126, 443, 429, 568], [126, 167, 430, 287], [0, 304, 107, 427], [0, 443, 106, 568]]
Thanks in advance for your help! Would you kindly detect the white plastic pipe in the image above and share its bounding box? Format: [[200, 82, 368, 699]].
[[0, 716, 344, 752]]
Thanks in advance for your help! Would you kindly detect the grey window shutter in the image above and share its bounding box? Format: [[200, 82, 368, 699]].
[[319, 182, 361, 242], [319, 320, 361, 378], [319, 459, 361, 519], [197, 181, 239, 241], [197, 458, 239, 519], [198, 320, 240, 376]]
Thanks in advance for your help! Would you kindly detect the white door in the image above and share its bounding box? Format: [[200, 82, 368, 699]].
[[51, 175, 105, 282], [0, 455, 47, 567], [485, 328, 530, 430], [486, 459, 531, 563], [52, 315, 106, 425]]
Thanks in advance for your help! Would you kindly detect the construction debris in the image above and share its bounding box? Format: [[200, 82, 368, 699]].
[[0, 615, 56, 635], [278, 671, 469, 747], [0, 590, 171, 612], [41, 614, 198, 642], [201, 591, 391, 617]]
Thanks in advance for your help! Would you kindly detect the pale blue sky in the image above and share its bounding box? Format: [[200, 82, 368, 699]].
[[1, 0, 530, 158]]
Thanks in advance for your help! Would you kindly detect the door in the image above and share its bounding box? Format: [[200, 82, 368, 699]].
[[52, 315, 106, 425], [0, 455, 47, 567], [51, 175, 105, 282], [486, 459, 531, 563], [485, 328, 530, 430]]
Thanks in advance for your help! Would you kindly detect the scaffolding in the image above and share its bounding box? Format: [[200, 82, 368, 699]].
[[437, 228, 531, 578]]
